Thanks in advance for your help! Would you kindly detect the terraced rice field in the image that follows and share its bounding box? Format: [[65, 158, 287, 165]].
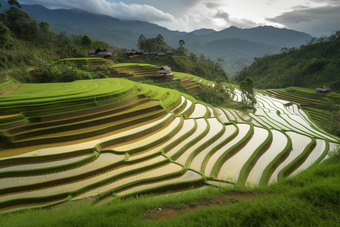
[[0, 76, 339, 214]]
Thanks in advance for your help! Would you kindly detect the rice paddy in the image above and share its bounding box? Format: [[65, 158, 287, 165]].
[[0, 74, 339, 214]]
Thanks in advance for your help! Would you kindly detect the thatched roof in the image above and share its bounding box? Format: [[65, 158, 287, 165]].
[[149, 51, 158, 55], [159, 66, 171, 71], [103, 48, 115, 54], [86, 50, 96, 54], [316, 86, 331, 92], [122, 50, 131, 55], [98, 51, 112, 56], [132, 49, 144, 54], [158, 52, 165, 56], [157, 65, 171, 74]]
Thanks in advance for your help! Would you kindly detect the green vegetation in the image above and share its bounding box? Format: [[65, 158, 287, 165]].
[[234, 30, 340, 91], [239, 77, 256, 108], [0, 149, 339, 226]]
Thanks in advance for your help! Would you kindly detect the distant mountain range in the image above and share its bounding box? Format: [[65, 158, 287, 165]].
[[0, 1, 313, 76]]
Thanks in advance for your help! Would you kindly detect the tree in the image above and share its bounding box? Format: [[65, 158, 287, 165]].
[[81, 34, 92, 49], [179, 39, 185, 47], [38, 21, 55, 44], [240, 77, 256, 108], [0, 4, 38, 40], [137, 34, 147, 49], [8, 0, 21, 8], [0, 22, 10, 68]]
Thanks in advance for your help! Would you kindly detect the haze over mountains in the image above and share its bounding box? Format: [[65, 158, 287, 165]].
[[0, 1, 313, 76]]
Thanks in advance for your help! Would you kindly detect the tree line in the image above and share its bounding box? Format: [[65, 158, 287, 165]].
[[0, 0, 122, 69], [234, 30, 340, 92]]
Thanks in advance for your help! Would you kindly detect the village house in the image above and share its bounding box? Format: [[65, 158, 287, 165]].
[[316, 86, 331, 94]]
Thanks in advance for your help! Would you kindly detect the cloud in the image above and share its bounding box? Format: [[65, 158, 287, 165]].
[[267, 3, 340, 36], [20, 0, 176, 23], [214, 10, 260, 29], [204, 2, 222, 9]]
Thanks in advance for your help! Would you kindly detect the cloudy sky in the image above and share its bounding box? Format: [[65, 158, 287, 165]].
[[19, 0, 340, 37]]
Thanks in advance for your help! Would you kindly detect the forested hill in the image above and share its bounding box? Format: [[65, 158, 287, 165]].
[[234, 31, 340, 92]]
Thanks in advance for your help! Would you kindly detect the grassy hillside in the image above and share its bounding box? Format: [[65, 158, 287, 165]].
[[234, 30, 340, 91]]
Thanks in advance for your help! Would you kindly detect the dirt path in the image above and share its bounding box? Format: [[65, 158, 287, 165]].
[[143, 192, 258, 221]]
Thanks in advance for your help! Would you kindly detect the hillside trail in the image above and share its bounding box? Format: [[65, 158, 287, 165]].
[[143, 192, 258, 221]]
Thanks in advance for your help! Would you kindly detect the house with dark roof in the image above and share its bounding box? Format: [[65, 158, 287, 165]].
[[97, 51, 112, 58], [103, 48, 116, 54], [167, 51, 175, 57], [316, 86, 331, 94], [156, 66, 173, 81], [86, 50, 97, 57], [149, 51, 159, 56], [157, 66, 172, 75]]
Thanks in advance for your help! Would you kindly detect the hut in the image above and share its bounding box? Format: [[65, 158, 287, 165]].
[[157, 66, 173, 81], [86, 50, 97, 57], [97, 51, 112, 58], [149, 51, 159, 56], [167, 51, 175, 57], [316, 86, 331, 94], [103, 48, 116, 54], [158, 52, 165, 57]]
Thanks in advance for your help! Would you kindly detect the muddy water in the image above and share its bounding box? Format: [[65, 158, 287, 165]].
[[175, 118, 223, 165], [116, 170, 202, 196], [208, 107, 215, 118], [166, 119, 207, 158], [222, 108, 236, 121], [320, 142, 339, 162], [218, 127, 269, 182], [204, 124, 250, 176], [269, 132, 312, 183], [0, 154, 90, 173], [172, 96, 185, 113], [30, 108, 162, 139], [290, 139, 327, 177], [190, 124, 237, 172], [0, 114, 171, 160], [0, 153, 125, 190], [189, 104, 207, 118], [289, 115, 335, 141], [129, 119, 195, 160], [178, 99, 192, 115], [265, 113, 291, 130], [214, 108, 229, 123], [246, 130, 288, 186], [248, 113, 272, 128], [0, 155, 166, 202], [107, 117, 180, 152], [72, 163, 183, 200]]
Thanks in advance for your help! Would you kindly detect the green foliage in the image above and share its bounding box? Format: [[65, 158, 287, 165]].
[[196, 86, 230, 106], [35, 62, 95, 83], [140, 79, 153, 84], [239, 77, 256, 108], [234, 30, 340, 91], [137, 34, 170, 52], [81, 34, 92, 49], [322, 92, 340, 136], [116, 55, 228, 83]]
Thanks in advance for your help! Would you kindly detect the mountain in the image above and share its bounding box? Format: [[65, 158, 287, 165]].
[[200, 26, 313, 48], [233, 32, 340, 91], [0, 1, 313, 76], [190, 28, 216, 35]]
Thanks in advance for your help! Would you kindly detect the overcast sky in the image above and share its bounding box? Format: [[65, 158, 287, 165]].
[[19, 0, 340, 37]]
